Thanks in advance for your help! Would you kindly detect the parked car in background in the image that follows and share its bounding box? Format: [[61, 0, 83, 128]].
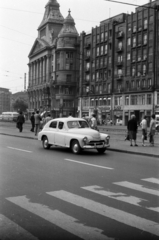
[[38, 117, 110, 154], [1, 112, 19, 122]]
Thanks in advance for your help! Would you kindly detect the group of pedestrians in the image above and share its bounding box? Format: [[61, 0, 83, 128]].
[[127, 114, 156, 147]]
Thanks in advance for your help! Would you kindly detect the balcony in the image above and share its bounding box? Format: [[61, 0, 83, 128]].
[[116, 75, 123, 80], [116, 60, 123, 66], [85, 43, 91, 49], [116, 47, 123, 52], [85, 67, 90, 72], [85, 55, 91, 61], [117, 31, 124, 39]]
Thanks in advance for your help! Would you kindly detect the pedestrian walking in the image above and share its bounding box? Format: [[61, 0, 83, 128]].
[[149, 114, 156, 146], [16, 111, 25, 132], [90, 114, 98, 131], [30, 112, 35, 132], [43, 113, 52, 126], [34, 110, 42, 136], [127, 114, 138, 147], [68, 113, 73, 118], [140, 116, 148, 146]]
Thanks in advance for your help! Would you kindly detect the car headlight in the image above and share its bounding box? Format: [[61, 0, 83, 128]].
[[105, 136, 110, 143], [83, 137, 88, 144]]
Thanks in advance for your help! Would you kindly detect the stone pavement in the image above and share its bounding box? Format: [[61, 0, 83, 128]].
[[0, 121, 159, 158]]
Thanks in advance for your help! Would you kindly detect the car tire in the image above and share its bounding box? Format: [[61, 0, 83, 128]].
[[42, 136, 51, 149], [97, 148, 106, 154], [71, 140, 81, 154]]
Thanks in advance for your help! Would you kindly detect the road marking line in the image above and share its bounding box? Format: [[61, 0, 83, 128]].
[[7, 147, 32, 153], [142, 178, 159, 185], [0, 214, 38, 240], [114, 181, 159, 196], [65, 159, 113, 170], [82, 185, 147, 207], [47, 190, 159, 236], [6, 196, 112, 240]]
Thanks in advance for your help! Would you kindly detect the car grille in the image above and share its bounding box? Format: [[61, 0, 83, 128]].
[[89, 140, 105, 146]]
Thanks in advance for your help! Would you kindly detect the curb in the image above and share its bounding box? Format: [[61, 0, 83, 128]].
[[1, 133, 159, 158]]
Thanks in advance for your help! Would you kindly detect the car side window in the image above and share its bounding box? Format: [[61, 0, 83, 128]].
[[49, 121, 57, 129], [58, 122, 64, 130]]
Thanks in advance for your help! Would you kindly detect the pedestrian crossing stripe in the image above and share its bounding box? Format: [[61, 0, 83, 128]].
[[6, 196, 112, 240], [142, 178, 159, 185], [47, 190, 159, 236], [82, 185, 159, 213], [114, 181, 159, 196], [0, 214, 38, 240], [82, 185, 147, 206]]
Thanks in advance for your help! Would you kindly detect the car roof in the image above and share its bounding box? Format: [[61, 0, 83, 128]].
[[51, 117, 85, 121]]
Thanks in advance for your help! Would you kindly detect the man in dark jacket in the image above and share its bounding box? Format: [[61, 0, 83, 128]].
[[127, 114, 138, 146], [17, 111, 25, 132], [30, 112, 35, 132]]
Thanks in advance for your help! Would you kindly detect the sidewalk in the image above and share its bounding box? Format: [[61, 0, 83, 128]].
[[0, 122, 159, 158]]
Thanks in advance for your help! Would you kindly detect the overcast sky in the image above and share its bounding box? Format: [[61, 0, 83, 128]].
[[0, 0, 149, 93]]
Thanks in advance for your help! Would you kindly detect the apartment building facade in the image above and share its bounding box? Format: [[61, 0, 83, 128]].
[[0, 87, 11, 114], [27, 0, 80, 117], [79, 0, 159, 125]]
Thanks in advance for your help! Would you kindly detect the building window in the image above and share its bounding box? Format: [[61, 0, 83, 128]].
[[137, 49, 141, 61], [66, 52, 73, 59], [132, 50, 136, 62], [101, 32, 104, 42], [108, 56, 111, 64], [149, 62, 153, 72], [107, 97, 111, 105], [125, 96, 129, 105], [104, 44, 108, 54], [132, 66, 136, 76], [101, 46, 104, 55], [132, 37, 136, 47], [137, 79, 140, 88], [103, 83, 106, 91], [90, 98, 95, 106], [109, 29, 112, 37], [86, 50, 90, 57], [143, 34, 147, 45], [99, 84, 102, 94], [147, 94, 152, 105], [97, 34, 100, 43], [131, 95, 137, 105], [115, 96, 122, 105], [108, 83, 111, 93], [109, 43, 112, 50], [96, 59, 99, 68], [133, 23, 137, 32], [126, 81, 129, 90], [96, 71, 99, 81], [128, 23, 131, 31], [138, 34, 141, 46], [127, 53, 131, 60], [143, 48, 147, 60], [99, 71, 103, 80], [95, 97, 98, 106], [118, 41, 122, 49], [137, 64, 141, 76], [96, 46, 99, 56], [126, 67, 130, 76], [131, 80, 135, 89], [105, 31, 108, 40], [104, 57, 107, 67], [127, 38, 131, 46], [100, 58, 103, 68], [149, 31, 153, 41], [66, 75, 72, 82], [117, 68, 122, 76], [148, 78, 152, 88], [143, 64, 146, 75], [142, 79, 146, 88], [144, 18, 148, 29], [141, 95, 145, 105]]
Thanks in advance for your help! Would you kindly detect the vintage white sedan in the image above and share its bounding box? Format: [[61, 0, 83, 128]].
[[38, 117, 110, 154]]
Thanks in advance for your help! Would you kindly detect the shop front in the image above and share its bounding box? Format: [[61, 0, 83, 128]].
[[113, 106, 123, 125]]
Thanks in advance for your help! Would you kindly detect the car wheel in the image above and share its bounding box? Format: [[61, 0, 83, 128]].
[[97, 148, 106, 154], [42, 136, 50, 149], [71, 140, 81, 154]]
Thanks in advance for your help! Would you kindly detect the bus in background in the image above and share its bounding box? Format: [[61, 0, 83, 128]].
[[1, 112, 19, 122]]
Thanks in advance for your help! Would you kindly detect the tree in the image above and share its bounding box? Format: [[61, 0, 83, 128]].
[[12, 98, 28, 112]]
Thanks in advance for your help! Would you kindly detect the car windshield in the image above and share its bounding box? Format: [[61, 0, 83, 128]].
[[67, 120, 89, 129]]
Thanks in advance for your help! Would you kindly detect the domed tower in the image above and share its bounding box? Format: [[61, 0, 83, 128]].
[[54, 10, 80, 117]]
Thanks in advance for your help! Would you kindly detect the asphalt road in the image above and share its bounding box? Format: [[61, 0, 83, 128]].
[[0, 135, 159, 240]]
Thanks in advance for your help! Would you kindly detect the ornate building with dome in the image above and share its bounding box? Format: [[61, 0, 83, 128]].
[[28, 0, 80, 117]]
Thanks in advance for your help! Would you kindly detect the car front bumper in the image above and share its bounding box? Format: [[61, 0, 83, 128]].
[[82, 143, 110, 149]]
